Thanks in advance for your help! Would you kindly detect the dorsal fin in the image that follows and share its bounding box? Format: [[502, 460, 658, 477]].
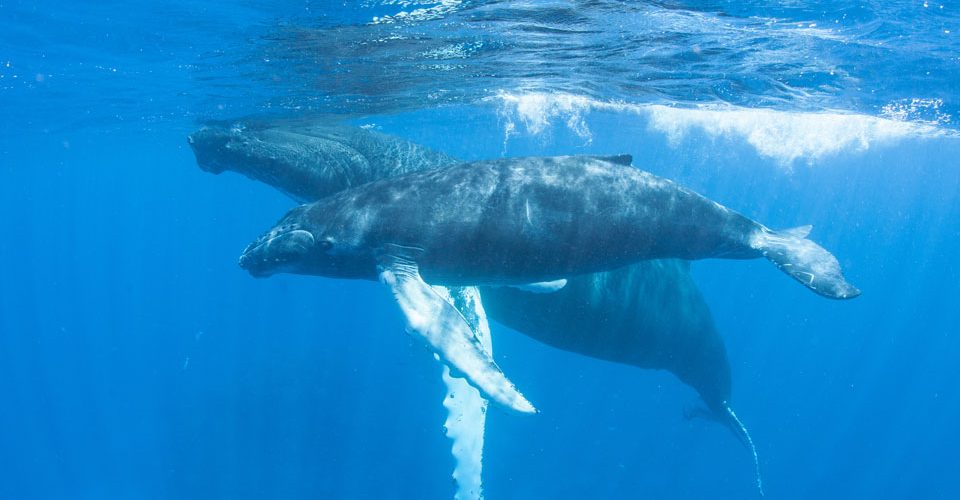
[[589, 154, 633, 166]]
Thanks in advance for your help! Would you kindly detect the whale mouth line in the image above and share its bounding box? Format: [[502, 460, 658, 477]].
[[239, 229, 315, 276]]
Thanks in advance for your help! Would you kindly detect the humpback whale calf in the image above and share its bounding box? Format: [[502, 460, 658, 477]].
[[238, 155, 859, 413]]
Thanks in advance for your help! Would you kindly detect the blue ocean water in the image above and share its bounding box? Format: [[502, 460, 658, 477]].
[[1, 1, 959, 499]]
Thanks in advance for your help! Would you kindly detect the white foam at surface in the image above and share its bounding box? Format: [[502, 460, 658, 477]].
[[880, 97, 952, 126], [492, 91, 950, 167], [495, 91, 603, 142], [644, 104, 944, 166]]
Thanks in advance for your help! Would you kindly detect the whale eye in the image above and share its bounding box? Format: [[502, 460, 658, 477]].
[[318, 239, 333, 252]]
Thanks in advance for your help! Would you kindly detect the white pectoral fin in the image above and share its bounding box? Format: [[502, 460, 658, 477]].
[[378, 258, 537, 414], [510, 279, 567, 294], [436, 286, 491, 500], [442, 363, 488, 500]]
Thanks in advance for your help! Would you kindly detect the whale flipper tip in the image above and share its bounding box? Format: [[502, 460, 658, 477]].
[[752, 226, 860, 299]]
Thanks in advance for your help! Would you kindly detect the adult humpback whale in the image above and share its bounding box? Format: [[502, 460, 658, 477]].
[[239, 155, 859, 411], [190, 120, 459, 202], [188, 122, 737, 418]]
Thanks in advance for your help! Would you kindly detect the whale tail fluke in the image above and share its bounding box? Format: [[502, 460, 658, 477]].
[[751, 225, 860, 299]]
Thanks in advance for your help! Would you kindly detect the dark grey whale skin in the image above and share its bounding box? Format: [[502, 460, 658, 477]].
[[484, 260, 730, 412], [188, 121, 736, 418], [242, 156, 763, 284], [189, 120, 460, 202]]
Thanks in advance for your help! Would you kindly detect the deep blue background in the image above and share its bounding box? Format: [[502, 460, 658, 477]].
[[2, 110, 958, 499], [2, 1, 960, 499]]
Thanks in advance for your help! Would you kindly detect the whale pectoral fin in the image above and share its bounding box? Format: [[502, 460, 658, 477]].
[[510, 279, 568, 294], [751, 226, 860, 300], [437, 287, 491, 500], [378, 257, 537, 414], [441, 365, 488, 500]]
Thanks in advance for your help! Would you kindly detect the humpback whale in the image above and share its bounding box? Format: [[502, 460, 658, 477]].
[[240, 156, 859, 295], [188, 122, 738, 416], [238, 154, 859, 415], [189, 120, 459, 202]]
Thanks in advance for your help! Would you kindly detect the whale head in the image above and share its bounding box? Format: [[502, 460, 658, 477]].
[[239, 204, 370, 279], [187, 121, 360, 203], [187, 123, 253, 175]]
